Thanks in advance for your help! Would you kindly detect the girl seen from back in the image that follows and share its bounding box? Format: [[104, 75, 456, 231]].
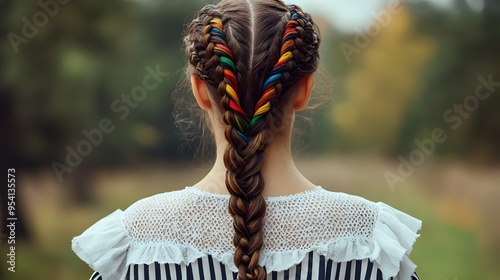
[[72, 0, 422, 279]]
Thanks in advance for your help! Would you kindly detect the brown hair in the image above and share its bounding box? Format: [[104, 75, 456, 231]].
[[183, 0, 320, 279]]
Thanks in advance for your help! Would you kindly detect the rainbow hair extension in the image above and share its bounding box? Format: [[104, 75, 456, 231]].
[[252, 12, 300, 126], [209, 17, 250, 142]]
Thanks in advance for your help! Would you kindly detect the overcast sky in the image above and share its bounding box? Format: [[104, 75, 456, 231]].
[[283, 0, 483, 33]]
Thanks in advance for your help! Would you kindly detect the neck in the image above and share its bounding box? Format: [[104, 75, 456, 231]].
[[192, 124, 316, 197]]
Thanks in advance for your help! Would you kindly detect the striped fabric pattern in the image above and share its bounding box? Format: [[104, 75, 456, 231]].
[[88, 252, 420, 280]]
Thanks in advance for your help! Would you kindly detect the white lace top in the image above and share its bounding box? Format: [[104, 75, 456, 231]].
[[72, 186, 422, 280]]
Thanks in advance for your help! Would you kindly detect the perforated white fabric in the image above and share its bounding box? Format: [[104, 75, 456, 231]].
[[125, 186, 376, 251], [72, 186, 421, 280]]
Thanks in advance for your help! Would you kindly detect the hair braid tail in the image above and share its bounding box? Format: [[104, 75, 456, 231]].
[[204, 9, 267, 280]]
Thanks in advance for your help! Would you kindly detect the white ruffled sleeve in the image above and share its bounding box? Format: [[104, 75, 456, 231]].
[[372, 202, 422, 280], [72, 210, 130, 280]]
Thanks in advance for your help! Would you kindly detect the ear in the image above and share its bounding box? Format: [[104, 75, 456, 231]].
[[293, 75, 314, 111], [191, 76, 211, 110]]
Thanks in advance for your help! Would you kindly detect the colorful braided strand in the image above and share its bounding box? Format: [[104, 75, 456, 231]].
[[252, 12, 300, 125], [210, 18, 250, 141]]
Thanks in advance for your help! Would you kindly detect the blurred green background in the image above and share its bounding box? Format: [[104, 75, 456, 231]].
[[1, 0, 499, 279]]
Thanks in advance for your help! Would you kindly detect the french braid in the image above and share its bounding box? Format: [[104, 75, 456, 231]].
[[254, 10, 305, 125], [184, 1, 320, 279]]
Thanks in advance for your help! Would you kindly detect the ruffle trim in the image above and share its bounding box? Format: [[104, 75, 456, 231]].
[[72, 203, 421, 280], [72, 210, 130, 280]]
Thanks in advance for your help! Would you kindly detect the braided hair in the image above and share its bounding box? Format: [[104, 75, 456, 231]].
[[184, 1, 320, 279]]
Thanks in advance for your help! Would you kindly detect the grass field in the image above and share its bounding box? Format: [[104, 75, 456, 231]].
[[1, 157, 499, 280]]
